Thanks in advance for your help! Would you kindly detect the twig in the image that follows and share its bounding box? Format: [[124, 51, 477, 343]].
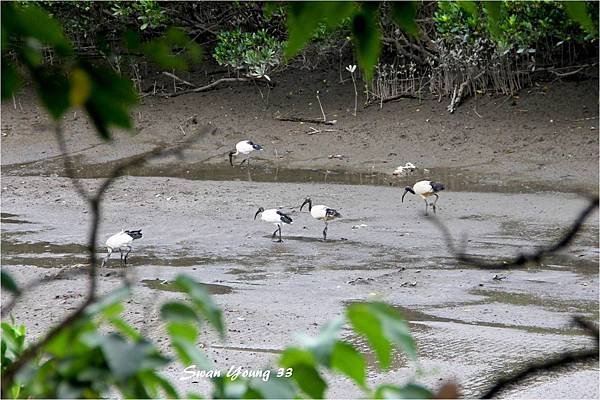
[[431, 196, 599, 269], [1, 125, 212, 392], [161, 77, 271, 98], [1, 266, 88, 317], [447, 80, 469, 113], [316, 90, 327, 122], [480, 317, 598, 398], [275, 115, 337, 125], [162, 71, 196, 87]]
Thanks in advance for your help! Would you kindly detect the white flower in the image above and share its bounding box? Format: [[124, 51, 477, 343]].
[[345, 64, 357, 73]]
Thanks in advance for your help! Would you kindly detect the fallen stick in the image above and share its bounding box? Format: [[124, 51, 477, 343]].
[[275, 116, 337, 125], [162, 71, 196, 87], [162, 77, 271, 98]]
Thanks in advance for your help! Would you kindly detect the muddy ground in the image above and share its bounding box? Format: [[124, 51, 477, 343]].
[[1, 71, 599, 398]]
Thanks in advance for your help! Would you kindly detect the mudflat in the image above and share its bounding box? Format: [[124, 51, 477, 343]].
[[1, 73, 598, 397]]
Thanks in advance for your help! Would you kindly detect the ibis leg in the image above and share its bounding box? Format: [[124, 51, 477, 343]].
[[101, 248, 113, 268], [239, 158, 248, 166], [119, 249, 124, 265], [123, 246, 132, 265], [432, 193, 439, 214], [277, 225, 282, 242], [424, 199, 429, 216], [272, 228, 278, 239], [323, 222, 328, 241]]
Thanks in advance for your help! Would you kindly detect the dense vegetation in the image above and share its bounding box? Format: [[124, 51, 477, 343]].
[[1, 1, 598, 398], [12, 1, 595, 108]]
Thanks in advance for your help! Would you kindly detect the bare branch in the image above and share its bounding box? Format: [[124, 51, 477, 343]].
[[275, 115, 337, 125], [480, 317, 598, 398], [432, 196, 599, 269], [1, 266, 88, 317], [160, 77, 272, 98], [162, 71, 196, 87], [54, 123, 91, 201], [1, 124, 212, 392]]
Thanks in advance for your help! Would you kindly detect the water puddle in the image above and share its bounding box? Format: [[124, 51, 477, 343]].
[[208, 345, 282, 355], [1, 213, 31, 225], [141, 278, 233, 295], [469, 289, 598, 315], [4, 155, 589, 193], [391, 305, 584, 336]]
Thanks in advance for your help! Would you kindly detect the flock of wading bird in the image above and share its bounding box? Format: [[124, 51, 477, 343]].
[[101, 139, 445, 266]]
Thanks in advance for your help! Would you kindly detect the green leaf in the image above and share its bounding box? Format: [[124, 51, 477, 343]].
[[175, 275, 224, 338], [8, 4, 73, 56], [167, 321, 198, 343], [249, 376, 297, 399], [100, 334, 160, 380], [390, 2, 420, 38], [347, 302, 416, 370], [1, 270, 20, 294], [296, 317, 343, 367], [1, 61, 21, 101], [351, 4, 381, 81], [285, 2, 356, 58], [85, 285, 131, 316], [161, 302, 199, 322], [32, 67, 70, 120], [331, 341, 366, 388], [347, 303, 390, 368], [139, 370, 179, 399], [456, 1, 478, 16], [211, 376, 249, 399], [171, 337, 213, 370], [374, 383, 434, 399], [564, 2, 597, 36], [108, 316, 142, 341], [482, 1, 502, 40], [79, 63, 137, 139], [280, 347, 326, 398]]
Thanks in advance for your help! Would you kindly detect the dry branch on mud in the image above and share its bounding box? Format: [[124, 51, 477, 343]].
[[432, 195, 599, 269]]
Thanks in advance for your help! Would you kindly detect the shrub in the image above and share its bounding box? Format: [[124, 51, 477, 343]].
[[213, 28, 283, 80]]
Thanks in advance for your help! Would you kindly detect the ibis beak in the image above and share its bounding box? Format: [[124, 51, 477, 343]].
[[300, 198, 311, 211], [228, 152, 234, 167], [402, 187, 415, 203]]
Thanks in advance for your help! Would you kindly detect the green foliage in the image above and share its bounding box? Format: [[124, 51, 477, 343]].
[[1, 274, 230, 399], [1, 320, 27, 398], [213, 28, 283, 80], [127, 27, 203, 71], [1, 270, 20, 295], [390, 1, 420, 38], [110, 0, 166, 31], [347, 302, 416, 370], [434, 1, 598, 49], [2, 3, 202, 139], [2, 284, 432, 399]]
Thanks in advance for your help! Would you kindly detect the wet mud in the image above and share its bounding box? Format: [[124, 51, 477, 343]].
[[1, 167, 598, 398]]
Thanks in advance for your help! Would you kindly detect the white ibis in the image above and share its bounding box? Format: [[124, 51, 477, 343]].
[[392, 162, 416, 176], [101, 229, 143, 267], [300, 197, 342, 241], [229, 140, 263, 166], [402, 180, 445, 215], [254, 207, 293, 242]]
